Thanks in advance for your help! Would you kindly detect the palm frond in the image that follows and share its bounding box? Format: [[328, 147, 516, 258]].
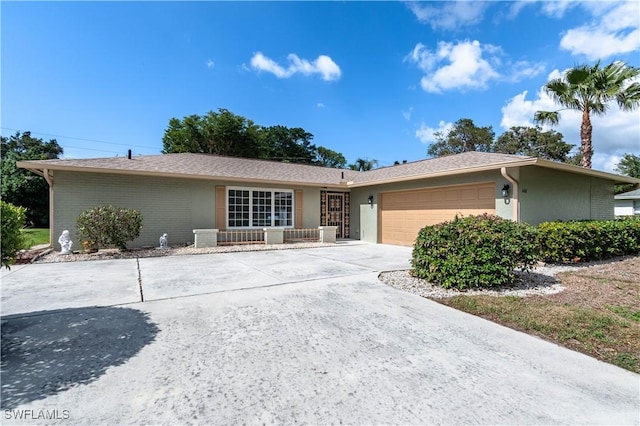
[[533, 111, 559, 126]]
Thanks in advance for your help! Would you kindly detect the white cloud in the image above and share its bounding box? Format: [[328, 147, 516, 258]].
[[416, 120, 453, 144], [405, 40, 543, 93], [406, 1, 489, 31], [523, 0, 640, 60], [316, 102, 325, 109], [402, 106, 414, 121], [206, 59, 215, 69], [539, 0, 581, 18], [500, 72, 640, 172], [559, 1, 640, 60], [506, 60, 547, 83], [250, 52, 341, 81]]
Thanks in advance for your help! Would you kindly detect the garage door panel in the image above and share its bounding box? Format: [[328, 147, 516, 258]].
[[380, 183, 496, 246], [478, 187, 495, 200], [444, 190, 460, 201]]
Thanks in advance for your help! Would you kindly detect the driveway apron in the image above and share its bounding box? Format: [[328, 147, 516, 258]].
[[1, 243, 637, 424]]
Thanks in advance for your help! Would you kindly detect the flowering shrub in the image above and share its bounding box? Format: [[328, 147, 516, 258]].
[[411, 214, 539, 289], [76, 205, 142, 251]]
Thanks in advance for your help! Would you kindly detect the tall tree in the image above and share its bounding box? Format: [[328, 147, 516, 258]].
[[348, 158, 378, 171], [1, 131, 63, 227], [534, 60, 640, 169], [315, 146, 347, 168], [493, 126, 575, 162], [427, 118, 494, 157]]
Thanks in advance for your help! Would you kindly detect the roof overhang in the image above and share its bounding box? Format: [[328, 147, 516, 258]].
[[16, 161, 350, 189], [17, 156, 640, 189], [347, 157, 640, 187]]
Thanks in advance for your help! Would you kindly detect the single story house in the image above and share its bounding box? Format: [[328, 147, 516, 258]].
[[18, 151, 640, 248], [615, 189, 640, 216]]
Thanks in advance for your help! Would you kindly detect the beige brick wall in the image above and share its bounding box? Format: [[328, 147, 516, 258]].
[[53, 171, 217, 248], [51, 171, 326, 249], [519, 167, 614, 225]]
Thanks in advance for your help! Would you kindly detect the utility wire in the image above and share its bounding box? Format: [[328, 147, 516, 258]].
[[1, 127, 159, 150]]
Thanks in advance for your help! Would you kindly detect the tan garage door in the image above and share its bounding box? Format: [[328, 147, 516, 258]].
[[380, 182, 496, 246]]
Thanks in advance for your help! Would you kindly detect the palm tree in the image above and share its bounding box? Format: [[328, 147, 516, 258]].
[[534, 60, 640, 169], [348, 158, 378, 171]]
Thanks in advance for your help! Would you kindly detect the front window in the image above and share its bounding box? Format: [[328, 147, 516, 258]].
[[228, 187, 293, 228]]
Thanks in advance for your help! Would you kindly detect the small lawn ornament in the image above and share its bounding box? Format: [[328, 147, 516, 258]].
[[159, 233, 168, 249], [58, 230, 73, 255]]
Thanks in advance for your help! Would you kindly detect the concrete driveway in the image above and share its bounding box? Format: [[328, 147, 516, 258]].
[[1, 242, 638, 424]]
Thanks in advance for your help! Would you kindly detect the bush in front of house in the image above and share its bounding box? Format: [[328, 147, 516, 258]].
[[1, 201, 27, 269], [76, 205, 143, 251], [538, 217, 640, 263], [412, 214, 539, 289]]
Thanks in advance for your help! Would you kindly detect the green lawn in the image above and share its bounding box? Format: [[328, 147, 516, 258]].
[[22, 228, 50, 248], [438, 257, 640, 373]]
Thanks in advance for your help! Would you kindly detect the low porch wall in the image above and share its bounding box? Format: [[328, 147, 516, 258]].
[[193, 226, 336, 248]]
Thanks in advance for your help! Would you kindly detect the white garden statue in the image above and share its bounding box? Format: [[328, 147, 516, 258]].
[[159, 233, 168, 249], [58, 230, 73, 255]]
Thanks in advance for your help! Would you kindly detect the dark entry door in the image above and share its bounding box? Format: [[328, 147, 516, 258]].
[[327, 192, 345, 238]]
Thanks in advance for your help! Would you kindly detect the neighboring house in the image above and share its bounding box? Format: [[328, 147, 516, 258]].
[[615, 189, 640, 216], [18, 151, 640, 248]]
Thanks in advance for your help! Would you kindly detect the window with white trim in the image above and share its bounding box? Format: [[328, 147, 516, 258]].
[[227, 187, 294, 228]]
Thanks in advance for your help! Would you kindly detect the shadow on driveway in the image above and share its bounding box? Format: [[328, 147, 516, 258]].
[[1, 306, 159, 409]]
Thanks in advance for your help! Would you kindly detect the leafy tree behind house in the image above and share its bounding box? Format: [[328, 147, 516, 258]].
[[427, 118, 494, 157], [614, 153, 640, 194], [316, 146, 347, 168], [260, 125, 317, 164], [534, 60, 640, 169], [493, 126, 575, 162], [426, 118, 581, 164], [1, 131, 63, 227], [162, 109, 261, 157], [162, 108, 344, 167]]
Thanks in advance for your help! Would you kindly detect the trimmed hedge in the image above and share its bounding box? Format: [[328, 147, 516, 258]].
[[538, 217, 640, 263], [411, 214, 539, 289], [1, 201, 27, 269], [76, 205, 143, 251]]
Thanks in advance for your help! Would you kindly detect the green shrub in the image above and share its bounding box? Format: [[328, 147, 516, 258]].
[[538, 218, 640, 263], [1, 201, 27, 269], [76, 205, 143, 251], [412, 214, 539, 289]]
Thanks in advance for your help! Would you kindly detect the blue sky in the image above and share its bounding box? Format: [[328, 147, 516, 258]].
[[2, 1, 639, 172]]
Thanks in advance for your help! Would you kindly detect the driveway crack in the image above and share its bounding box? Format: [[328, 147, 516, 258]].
[[137, 257, 144, 302]]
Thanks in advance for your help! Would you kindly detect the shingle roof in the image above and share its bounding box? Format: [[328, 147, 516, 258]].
[[615, 188, 640, 199], [18, 153, 361, 187], [350, 152, 530, 185], [18, 151, 639, 187]]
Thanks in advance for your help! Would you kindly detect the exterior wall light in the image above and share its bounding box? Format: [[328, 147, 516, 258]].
[[502, 184, 510, 198], [367, 195, 374, 205]]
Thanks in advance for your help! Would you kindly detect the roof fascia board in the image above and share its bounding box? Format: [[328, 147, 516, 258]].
[[533, 158, 640, 184]]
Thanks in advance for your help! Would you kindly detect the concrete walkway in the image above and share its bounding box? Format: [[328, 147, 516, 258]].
[[1, 242, 638, 424]]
